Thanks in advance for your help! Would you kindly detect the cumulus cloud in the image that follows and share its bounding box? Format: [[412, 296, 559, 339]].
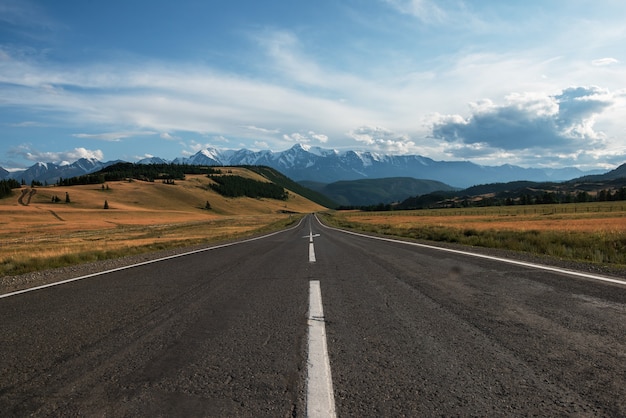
[[348, 126, 416, 153], [9, 146, 104, 163], [555, 86, 614, 138], [431, 86, 616, 159], [283, 131, 329, 144]]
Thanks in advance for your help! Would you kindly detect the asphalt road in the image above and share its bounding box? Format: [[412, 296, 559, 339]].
[[1, 214, 625, 416]]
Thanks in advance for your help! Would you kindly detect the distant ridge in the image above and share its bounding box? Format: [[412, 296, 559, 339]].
[[302, 177, 457, 207], [169, 144, 599, 188], [0, 143, 609, 188], [573, 162, 626, 182], [395, 168, 626, 210]]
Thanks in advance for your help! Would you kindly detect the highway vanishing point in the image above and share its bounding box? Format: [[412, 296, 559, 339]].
[[1, 214, 625, 416]]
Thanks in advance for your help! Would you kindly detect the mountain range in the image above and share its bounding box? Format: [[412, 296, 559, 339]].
[[300, 178, 458, 207], [0, 143, 608, 188], [0, 158, 115, 186]]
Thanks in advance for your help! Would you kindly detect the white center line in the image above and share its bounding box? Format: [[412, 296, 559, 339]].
[[309, 242, 317, 263], [307, 280, 336, 418]]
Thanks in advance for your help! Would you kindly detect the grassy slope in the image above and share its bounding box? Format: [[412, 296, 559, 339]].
[[323, 202, 626, 269], [0, 168, 327, 276], [246, 166, 338, 208], [320, 177, 456, 206]]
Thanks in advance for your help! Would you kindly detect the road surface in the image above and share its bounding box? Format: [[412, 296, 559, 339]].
[[1, 214, 625, 416]]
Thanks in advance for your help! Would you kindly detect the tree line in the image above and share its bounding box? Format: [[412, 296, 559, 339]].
[[0, 179, 21, 198], [338, 186, 626, 212], [208, 175, 288, 200], [246, 165, 337, 208], [57, 163, 221, 186]]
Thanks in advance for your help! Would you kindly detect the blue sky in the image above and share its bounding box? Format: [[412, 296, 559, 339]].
[[1, 0, 625, 170]]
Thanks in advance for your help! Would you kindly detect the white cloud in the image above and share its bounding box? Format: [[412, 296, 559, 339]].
[[256, 30, 332, 89], [431, 86, 617, 164], [72, 131, 157, 142], [383, 0, 447, 23], [1, 18, 625, 171], [160, 132, 180, 140], [244, 125, 280, 134], [185, 140, 212, 154], [592, 57, 619, 67], [0, 52, 371, 144], [348, 126, 416, 153], [10, 146, 104, 163], [310, 131, 329, 143], [283, 130, 329, 144]]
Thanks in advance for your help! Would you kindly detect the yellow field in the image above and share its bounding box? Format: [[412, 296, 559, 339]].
[[0, 171, 326, 276], [325, 203, 626, 267], [344, 210, 626, 233]]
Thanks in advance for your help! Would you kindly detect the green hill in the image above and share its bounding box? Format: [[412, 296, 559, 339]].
[[397, 176, 626, 209], [246, 166, 338, 208], [303, 177, 457, 207]]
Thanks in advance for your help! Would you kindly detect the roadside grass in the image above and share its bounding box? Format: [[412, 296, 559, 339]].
[[0, 215, 301, 277], [320, 202, 626, 267], [0, 172, 320, 278]]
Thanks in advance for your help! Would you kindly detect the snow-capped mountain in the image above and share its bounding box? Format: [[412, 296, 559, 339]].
[[136, 156, 169, 165], [0, 144, 604, 188], [1, 158, 114, 185], [171, 144, 598, 188], [172, 148, 224, 166]]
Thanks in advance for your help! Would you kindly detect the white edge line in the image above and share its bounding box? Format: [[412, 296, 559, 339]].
[[0, 217, 307, 299], [314, 214, 626, 286], [307, 280, 336, 418]]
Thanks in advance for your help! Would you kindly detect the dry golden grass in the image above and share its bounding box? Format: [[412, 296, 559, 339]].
[[0, 170, 326, 276], [348, 212, 626, 233], [325, 203, 626, 267]]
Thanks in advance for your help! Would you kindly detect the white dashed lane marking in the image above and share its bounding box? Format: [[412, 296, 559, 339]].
[[306, 280, 336, 418]]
